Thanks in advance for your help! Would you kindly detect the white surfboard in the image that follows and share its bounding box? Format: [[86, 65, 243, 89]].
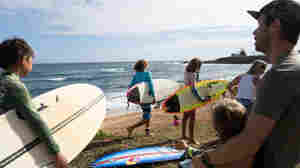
[[0, 83, 106, 168], [127, 79, 183, 104]]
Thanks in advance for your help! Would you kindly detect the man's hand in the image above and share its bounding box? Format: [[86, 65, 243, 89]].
[[55, 152, 68, 168]]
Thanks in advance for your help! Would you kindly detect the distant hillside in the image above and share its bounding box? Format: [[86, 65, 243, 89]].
[[204, 55, 266, 64]]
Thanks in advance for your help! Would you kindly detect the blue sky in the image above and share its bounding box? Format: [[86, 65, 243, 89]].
[[0, 0, 298, 63]]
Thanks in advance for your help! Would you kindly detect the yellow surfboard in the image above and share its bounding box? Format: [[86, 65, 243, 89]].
[[162, 80, 228, 113]]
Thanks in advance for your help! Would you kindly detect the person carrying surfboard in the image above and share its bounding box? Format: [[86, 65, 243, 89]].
[[181, 57, 203, 145], [0, 38, 68, 168], [227, 60, 267, 114], [191, 1, 300, 168], [127, 59, 156, 136]]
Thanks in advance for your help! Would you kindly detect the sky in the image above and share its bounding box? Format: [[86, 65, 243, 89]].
[[0, 0, 299, 63]]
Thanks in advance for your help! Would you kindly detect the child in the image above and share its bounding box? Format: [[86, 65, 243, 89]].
[[126, 59, 156, 136], [0, 38, 68, 168], [176, 98, 252, 168], [182, 58, 203, 144], [227, 60, 267, 114]]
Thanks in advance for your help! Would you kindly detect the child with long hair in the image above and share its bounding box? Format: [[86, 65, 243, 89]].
[[127, 59, 156, 136], [181, 58, 203, 144]]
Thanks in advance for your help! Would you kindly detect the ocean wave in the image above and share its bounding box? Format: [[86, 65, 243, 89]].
[[24, 77, 67, 82], [100, 68, 126, 73], [47, 77, 67, 81], [24, 62, 250, 114], [163, 61, 184, 65]]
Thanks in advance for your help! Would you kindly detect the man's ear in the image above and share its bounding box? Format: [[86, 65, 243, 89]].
[[270, 18, 282, 40]]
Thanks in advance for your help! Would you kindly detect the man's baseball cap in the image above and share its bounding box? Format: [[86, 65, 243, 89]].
[[247, 0, 300, 24]]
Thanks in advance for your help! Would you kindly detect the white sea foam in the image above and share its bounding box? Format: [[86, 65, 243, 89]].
[[23, 77, 67, 82], [47, 77, 66, 81], [100, 68, 126, 73]]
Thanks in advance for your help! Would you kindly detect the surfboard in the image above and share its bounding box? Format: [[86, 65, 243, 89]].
[[0, 83, 106, 168], [126, 79, 183, 104], [162, 80, 228, 113], [90, 146, 185, 168]]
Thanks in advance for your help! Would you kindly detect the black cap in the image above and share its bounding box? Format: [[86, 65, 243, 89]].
[[247, 10, 260, 20], [247, 0, 300, 25]]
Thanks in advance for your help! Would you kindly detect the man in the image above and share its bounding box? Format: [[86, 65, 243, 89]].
[[192, 0, 300, 168]]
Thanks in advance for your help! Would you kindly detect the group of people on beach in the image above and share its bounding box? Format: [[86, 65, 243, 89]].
[[126, 1, 300, 168], [1, 0, 300, 167]]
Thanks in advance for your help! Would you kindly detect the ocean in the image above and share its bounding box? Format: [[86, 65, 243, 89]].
[[23, 61, 255, 116]]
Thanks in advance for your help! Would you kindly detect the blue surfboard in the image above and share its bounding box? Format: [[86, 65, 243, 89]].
[[90, 146, 185, 168]]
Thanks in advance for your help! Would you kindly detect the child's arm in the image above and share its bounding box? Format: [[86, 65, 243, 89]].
[[190, 78, 206, 102], [191, 85, 206, 101], [174, 139, 223, 156]]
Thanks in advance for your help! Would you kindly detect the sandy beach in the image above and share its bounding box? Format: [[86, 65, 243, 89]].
[[70, 104, 219, 168], [101, 105, 213, 137], [70, 100, 300, 168]]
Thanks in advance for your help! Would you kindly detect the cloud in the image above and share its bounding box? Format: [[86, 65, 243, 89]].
[[173, 38, 253, 49], [0, 0, 270, 36], [0, 0, 103, 9], [0, 0, 273, 63], [108, 25, 254, 47], [82, 25, 256, 61], [0, 0, 105, 34]]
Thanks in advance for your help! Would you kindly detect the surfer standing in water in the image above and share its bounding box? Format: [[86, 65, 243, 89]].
[[227, 60, 267, 114], [181, 58, 203, 145], [127, 59, 156, 136], [0, 38, 68, 168]]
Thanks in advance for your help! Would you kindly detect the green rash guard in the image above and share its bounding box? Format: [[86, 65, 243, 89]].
[[0, 71, 60, 155]]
